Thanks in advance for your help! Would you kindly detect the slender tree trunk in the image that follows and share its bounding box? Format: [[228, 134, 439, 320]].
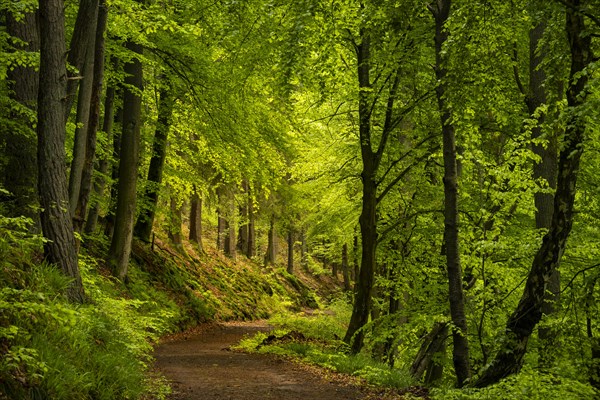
[[344, 30, 378, 355], [287, 229, 294, 274], [411, 322, 448, 384], [224, 192, 236, 260], [265, 216, 276, 266], [300, 228, 308, 270], [342, 243, 351, 291], [64, 0, 99, 120], [168, 196, 183, 249], [85, 85, 115, 235], [37, 0, 85, 302], [103, 99, 122, 238], [430, 0, 471, 387], [247, 183, 256, 258], [217, 186, 226, 251], [189, 185, 205, 252], [74, 0, 108, 235], [237, 180, 249, 254], [4, 9, 40, 226], [68, 28, 96, 216], [473, 1, 593, 386], [353, 229, 359, 284], [104, 101, 122, 237], [108, 39, 143, 280], [133, 83, 174, 242]]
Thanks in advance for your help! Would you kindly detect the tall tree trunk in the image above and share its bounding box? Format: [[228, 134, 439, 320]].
[[473, 1, 593, 386], [189, 185, 205, 252], [133, 83, 174, 242], [68, 28, 96, 216], [217, 186, 226, 251], [300, 228, 308, 270], [342, 243, 351, 291], [411, 322, 448, 384], [37, 0, 85, 302], [64, 0, 99, 120], [264, 216, 276, 266], [84, 85, 115, 235], [287, 229, 294, 274], [527, 18, 560, 364], [353, 229, 359, 284], [168, 196, 183, 249], [74, 0, 108, 235], [4, 9, 40, 226], [108, 39, 143, 280], [104, 101, 122, 238], [344, 30, 378, 355], [247, 184, 256, 258], [430, 0, 471, 387], [103, 98, 122, 238], [237, 180, 249, 254]]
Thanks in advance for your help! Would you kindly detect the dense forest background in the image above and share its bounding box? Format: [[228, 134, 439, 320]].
[[1, 0, 599, 398]]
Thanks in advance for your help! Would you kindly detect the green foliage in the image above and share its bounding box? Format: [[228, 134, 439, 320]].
[[432, 368, 597, 400]]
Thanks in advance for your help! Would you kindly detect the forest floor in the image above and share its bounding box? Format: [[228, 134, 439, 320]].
[[153, 321, 410, 400]]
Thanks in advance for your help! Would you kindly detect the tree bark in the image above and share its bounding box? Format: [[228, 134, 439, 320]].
[[247, 183, 256, 258], [300, 228, 308, 270], [108, 39, 143, 280], [237, 180, 249, 254], [4, 9, 40, 226], [344, 30, 378, 354], [133, 83, 174, 242], [473, 1, 593, 386], [189, 185, 205, 252], [264, 216, 276, 266], [527, 18, 560, 364], [37, 0, 85, 302], [73, 0, 108, 235], [168, 196, 183, 249], [84, 85, 115, 235], [103, 96, 122, 238], [68, 28, 96, 216], [287, 229, 294, 274], [342, 243, 351, 291], [64, 0, 99, 120], [430, 0, 471, 387]]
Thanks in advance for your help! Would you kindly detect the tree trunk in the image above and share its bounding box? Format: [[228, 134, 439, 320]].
[[353, 229, 359, 284], [300, 228, 308, 270], [430, 0, 471, 387], [189, 185, 205, 252], [64, 0, 99, 120], [168, 196, 183, 249], [247, 183, 256, 258], [37, 0, 85, 302], [84, 85, 115, 235], [473, 2, 592, 386], [4, 9, 40, 226], [104, 100, 122, 238], [237, 180, 249, 254], [108, 39, 143, 280], [264, 216, 276, 266], [342, 243, 351, 291], [73, 0, 108, 235], [344, 31, 378, 354], [68, 28, 96, 216], [411, 322, 448, 385], [133, 83, 174, 242], [527, 18, 560, 365], [287, 229, 294, 274], [224, 195, 236, 260]]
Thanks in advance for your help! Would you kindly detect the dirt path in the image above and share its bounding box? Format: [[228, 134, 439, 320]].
[[153, 322, 374, 400]]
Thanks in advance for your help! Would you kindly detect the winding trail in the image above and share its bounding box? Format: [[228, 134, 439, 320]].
[[153, 321, 369, 400]]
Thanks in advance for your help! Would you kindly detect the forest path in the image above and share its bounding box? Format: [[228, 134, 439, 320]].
[[153, 321, 380, 400]]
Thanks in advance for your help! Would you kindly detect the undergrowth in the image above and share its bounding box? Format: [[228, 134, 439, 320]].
[[237, 296, 597, 400], [0, 213, 329, 399]]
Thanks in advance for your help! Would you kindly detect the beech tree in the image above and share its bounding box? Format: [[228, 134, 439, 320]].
[[37, 0, 85, 302]]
